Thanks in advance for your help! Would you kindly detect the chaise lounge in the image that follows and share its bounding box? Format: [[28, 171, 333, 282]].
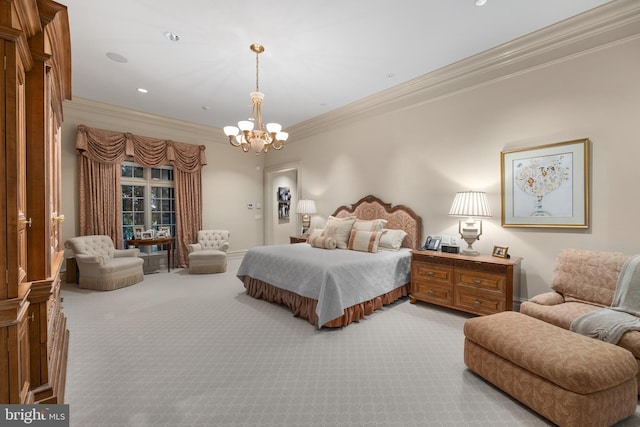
[[520, 248, 640, 391]]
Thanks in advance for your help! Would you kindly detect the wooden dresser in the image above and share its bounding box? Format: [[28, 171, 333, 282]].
[[0, 0, 71, 404], [410, 250, 522, 316]]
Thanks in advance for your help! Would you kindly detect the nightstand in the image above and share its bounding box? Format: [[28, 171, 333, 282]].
[[290, 235, 308, 244], [410, 250, 522, 315]]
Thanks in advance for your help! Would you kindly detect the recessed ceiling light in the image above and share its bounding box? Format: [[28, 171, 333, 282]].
[[164, 31, 180, 41], [475, 0, 487, 6], [137, 88, 148, 94], [106, 52, 128, 63]]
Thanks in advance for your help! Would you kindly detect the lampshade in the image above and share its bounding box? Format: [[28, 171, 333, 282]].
[[449, 191, 491, 217], [296, 200, 317, 214]]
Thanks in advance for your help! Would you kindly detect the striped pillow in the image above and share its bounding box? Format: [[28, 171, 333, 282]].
[[348, 230, 382, 253]]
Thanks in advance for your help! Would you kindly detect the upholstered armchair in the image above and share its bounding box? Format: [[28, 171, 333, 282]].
[[188, 230, 230, 274], [64, 235, 144, 291]]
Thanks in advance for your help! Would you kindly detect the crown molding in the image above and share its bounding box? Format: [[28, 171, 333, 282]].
[[289, 0, 640, 140], [64, 97, 229, 145]]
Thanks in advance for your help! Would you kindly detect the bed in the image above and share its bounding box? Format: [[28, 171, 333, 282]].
[[237, 195, 423, 328]]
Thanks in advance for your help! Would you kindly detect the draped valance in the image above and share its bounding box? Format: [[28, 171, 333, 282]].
[[75, 124, 207, 172]]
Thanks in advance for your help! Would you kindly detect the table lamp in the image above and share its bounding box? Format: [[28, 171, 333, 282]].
[[449, 191, 492, 256], [296, 199, 317, 235]]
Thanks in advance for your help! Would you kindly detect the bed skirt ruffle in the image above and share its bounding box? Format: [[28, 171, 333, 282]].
[[241, 276, 409, 328]]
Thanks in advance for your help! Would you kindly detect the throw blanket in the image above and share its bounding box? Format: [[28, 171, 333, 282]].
[[570, 254, 640, 344]]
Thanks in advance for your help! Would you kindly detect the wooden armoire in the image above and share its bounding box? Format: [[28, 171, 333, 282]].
[[0, 0, 71, 404]]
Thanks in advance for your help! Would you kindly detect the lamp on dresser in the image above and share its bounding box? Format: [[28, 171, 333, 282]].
[[449, 191, 492, 256], [296, 199, 317, 235]]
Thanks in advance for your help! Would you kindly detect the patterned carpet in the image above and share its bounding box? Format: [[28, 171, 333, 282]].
[[61, 258, 640, 427]]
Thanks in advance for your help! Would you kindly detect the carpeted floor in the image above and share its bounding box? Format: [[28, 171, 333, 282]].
[[61, 258, 640, 427]]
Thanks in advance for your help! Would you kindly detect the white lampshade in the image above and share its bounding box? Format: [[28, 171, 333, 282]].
[[449, 191, 491, 217], [266, 122, 282, 133], [223, 126, 239, 137], [276, 131, 288, 142], [296, 199, 317, 214], [238, 120, 254, 131]]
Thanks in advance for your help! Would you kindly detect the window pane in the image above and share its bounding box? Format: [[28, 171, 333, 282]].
[[133, 166, 144, 178], [151, 168, 161, 180], [121, 165, 133, 177], [134, 186, 145, 198], [122, 198, 132, 211], [134, 212, 145, 224], [122, 185, 133, 198]]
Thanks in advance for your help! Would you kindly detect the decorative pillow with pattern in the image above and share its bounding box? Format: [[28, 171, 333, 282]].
[[378, 229, 407, 251], [324, 216, 356, 249], [309, 235, 337, 250], [348, 230, 382, 253], [352, 219, 387, 232]]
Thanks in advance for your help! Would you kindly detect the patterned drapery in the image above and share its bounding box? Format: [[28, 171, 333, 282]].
[[75, 125, 206, 268]]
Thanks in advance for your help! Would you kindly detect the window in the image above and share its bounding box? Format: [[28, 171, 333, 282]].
[[121, 162, 175, 249]]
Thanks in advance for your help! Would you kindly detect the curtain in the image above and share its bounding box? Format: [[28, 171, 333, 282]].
[[75, 125, 207, 267]]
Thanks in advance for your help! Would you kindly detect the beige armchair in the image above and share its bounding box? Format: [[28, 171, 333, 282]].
[[64, 235, 144, 291], [188, 230, 230, 274]]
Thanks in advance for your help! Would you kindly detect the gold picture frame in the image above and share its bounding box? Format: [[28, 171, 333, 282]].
[[492, 245, 509, 258], [501, 138, 589, 228]]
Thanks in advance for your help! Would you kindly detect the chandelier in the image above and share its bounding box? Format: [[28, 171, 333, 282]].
[[223, 44, 288, 155]]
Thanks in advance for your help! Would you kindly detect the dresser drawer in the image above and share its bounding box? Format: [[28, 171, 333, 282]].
[[412, 262, 453, 287], [412, 282, 454, 306], [455, 269, 505, 293], [454, 287, 506, 315]]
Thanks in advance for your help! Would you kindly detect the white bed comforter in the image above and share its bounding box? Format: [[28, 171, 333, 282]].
[[237, 244, 412, 326]]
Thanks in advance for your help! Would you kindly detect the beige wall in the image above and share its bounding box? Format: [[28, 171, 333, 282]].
[[60, 99, 265, 257], [265, 35, 640, 300]]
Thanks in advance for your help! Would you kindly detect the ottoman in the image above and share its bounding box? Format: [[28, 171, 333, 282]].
[[188, 250, 227, 274], [464, 311, 637, 427]]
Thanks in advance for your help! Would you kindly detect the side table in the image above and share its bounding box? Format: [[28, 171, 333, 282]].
[[125, 237, 175, 272]]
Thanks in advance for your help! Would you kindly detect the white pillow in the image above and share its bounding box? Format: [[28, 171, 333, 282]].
[[324, 216, 356, 249], [378, 229, 407, 251], [308, 228, 324, 241], [348, 230, 382, 253], [352, 219, 387, 232]]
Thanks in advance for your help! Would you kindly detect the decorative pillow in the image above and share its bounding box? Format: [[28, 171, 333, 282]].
[[309, 235, 337, 250], [308, 228, 324, 242], [352, 219, 387, 232], [378, 229, 407, 251], [348, 230, 382, 253], [324, 216, 356, 249]]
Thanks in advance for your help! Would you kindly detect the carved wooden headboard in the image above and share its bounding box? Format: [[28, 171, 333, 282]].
[[331, 195, 423, 249]]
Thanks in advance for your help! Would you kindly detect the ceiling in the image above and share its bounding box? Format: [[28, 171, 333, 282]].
[[63, 0, 612, 131]]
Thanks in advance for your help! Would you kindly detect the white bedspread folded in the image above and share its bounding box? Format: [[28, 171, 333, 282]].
[[236, 244, 412, 327]]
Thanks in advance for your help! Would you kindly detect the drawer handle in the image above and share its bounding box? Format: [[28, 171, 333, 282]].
[[473, 279, 481, 285], [427, 271, 435, 276], [474, 300, 481, 306], [427, 290, 435, 295]]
